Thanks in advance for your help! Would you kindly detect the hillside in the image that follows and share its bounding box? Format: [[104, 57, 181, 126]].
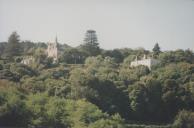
[[0, 32, 194, 128]]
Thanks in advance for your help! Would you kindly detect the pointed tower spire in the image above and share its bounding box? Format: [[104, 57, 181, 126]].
[[135, 56, 138, 61], [55, 35, 58, 43]]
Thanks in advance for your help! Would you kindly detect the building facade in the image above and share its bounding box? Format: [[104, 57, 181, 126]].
[[47, 37, 58, 62], [21, 56, 35, 65], [130, 55, 160, 70]]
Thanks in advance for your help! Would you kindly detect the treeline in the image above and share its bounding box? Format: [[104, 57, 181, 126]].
[[0, 31, 194, 128]]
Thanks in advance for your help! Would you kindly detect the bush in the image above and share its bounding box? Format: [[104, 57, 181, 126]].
[[0, 85, 29, 127], [173, 110, 194, 128]]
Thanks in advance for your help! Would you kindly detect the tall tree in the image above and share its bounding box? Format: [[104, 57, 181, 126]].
[[152, 43, 161, 56], [81, 30, 100, 56], [5, 31, 21, 58]]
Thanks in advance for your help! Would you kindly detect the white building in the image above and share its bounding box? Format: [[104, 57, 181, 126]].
[[47, 37, 58, 62], [130, 55, 160, 70], [21, 56, 35, 65]]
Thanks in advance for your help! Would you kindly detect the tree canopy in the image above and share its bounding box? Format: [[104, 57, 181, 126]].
[[0, 31, 194, 128], [5, 31, 21, 58]]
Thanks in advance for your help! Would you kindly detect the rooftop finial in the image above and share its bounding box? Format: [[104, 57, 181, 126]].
[[143, 54, 146, 59], [135, 56, 138, 61], [55, 35, 58, 43]]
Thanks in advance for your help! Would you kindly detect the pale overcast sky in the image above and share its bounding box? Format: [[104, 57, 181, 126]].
[[0, 0, 194, 50]]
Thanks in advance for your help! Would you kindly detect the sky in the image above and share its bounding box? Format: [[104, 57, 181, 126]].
[[0, 0, 194, 51]]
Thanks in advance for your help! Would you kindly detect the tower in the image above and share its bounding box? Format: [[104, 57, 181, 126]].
[[47, 37, 58, 62]]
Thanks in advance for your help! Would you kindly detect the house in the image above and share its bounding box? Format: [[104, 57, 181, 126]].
[[21, 56, 35, 65], [130, 55, 160, 70]]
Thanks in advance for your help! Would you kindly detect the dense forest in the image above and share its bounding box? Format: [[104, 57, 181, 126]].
[[0, 31, 194, 128]]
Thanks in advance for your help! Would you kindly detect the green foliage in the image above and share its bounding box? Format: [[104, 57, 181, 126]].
[[102, 49, 124, 63], [159, 50, 194, 65], [123, 55, 136, 66], [25, 93, 70, 127], [126, 124, 171, 128], [60, 48, 86, 64], [119, 65, 150, 85], [0, 42, 7, 57], [1, 31, 194, 127], [153, 63, 194, 84], [21, 77, 46, 93], [88, 114, 126, 128], [68, 62, 130, 118], [10, 63, 37, 77], [162, 79, 192, 121], [80, 30, 101, 56], [44, 78, 70, 97], [65, 99, 108, 128], [129, 82, 148, 119], [46, 98, 71, 128], [0, 83, 29, 127], [153, 43, 161, 56], [85, 56, 119, 81], [5, 32, 21, 58], [25, 93, 49, 127], [0, 64, 3, 70], [20, 41, 35, 55], [0, 69, 20, 82], [173, 110, 194, 128], [128, 78, 163, 121], [33, 48, 50, 68]]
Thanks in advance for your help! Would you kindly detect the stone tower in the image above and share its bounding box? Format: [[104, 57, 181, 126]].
[[47, 37, 58, 62]]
